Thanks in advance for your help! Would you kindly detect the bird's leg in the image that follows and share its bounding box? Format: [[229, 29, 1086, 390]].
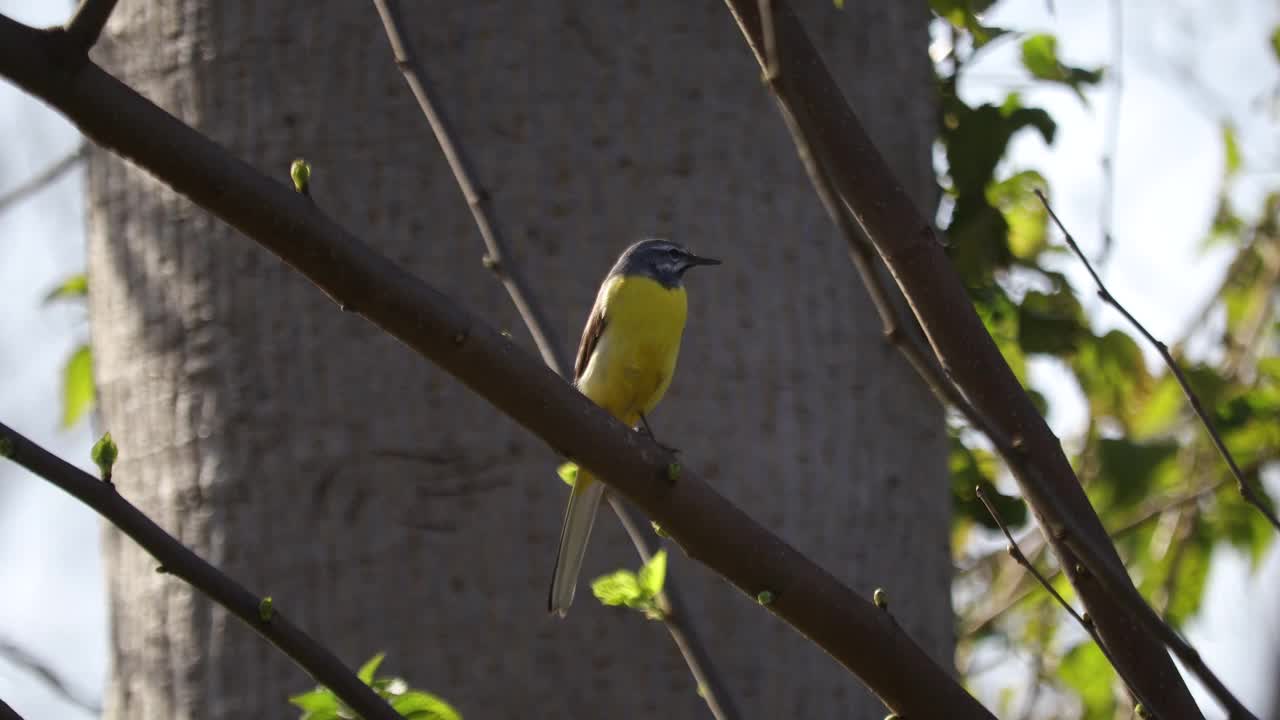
[[638, 413, 680, 455]]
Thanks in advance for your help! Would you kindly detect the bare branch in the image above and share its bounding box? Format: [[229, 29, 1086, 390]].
[[0, 635, 100, 715], [0, 14, 991, 718], [369, 4, 738, 716], [370, 0, 566, 377], [64, 0, 118, 51], [1037, 189, 1280, 533], [722, 1, 1218, 716], [0, 144, 87, 215], [0, 422, 402, 720]]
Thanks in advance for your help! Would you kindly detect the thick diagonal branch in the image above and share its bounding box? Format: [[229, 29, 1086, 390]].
[[0, 14, 992, 719], [726, 2, 1210, 718]]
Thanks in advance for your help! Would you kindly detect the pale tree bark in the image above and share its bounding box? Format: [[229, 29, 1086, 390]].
[[87, 1, 949, 717]]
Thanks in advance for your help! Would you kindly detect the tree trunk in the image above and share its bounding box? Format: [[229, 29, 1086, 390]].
[[87, 1, 949, 717]]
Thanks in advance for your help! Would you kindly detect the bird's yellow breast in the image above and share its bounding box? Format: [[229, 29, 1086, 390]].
[[577, 274, 688, 426]]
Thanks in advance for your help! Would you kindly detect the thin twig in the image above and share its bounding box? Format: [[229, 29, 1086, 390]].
[[975, 487, 1100, 645], [63, 0, 118, 51], [0, 144, 87, 214], [1095, 0, 1124, 269], [1058, 528, 1258, 720], [1037, 189, 1280, 533], [370, 0, 566, 378], [0, 635, 101, 715], [0, 422, 401, 720], [369, 3, 739, 717], [976, 487, 1142, 710], [963, 478, 1229, 638], [608, 496, 742, 720]]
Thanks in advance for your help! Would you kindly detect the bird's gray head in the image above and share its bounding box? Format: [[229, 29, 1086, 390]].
[[608, 238, 721, 288]]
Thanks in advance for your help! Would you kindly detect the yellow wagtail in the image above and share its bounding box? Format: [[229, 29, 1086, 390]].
[[548, 238, 720, 617]]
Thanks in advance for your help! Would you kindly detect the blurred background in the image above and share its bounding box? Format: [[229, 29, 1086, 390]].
[[1, 0, 1277, 718]]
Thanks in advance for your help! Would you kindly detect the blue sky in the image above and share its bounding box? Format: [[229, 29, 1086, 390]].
[[0, 0, 1276, 718]]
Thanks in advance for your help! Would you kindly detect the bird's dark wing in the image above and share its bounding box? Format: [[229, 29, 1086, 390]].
[[573, 306, 606, 383]]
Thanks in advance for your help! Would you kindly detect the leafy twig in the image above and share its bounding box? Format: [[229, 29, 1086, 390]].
[[0, 422, 401, 720], [370, 0, 566, 378], [0, 12, 992, 717], [0, 144, 87, 214], [608, 498, 741, 720], [369, 3, 738, 716], [0, 635, 101, 715], [64, 0, 118, 51], [1037, 189, 1280, 533]]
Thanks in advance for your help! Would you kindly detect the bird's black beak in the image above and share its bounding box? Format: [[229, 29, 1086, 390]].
[[683, 252, 721, 268]]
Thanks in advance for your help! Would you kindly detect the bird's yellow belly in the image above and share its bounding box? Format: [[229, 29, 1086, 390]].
[[577, 277, 688, 426]]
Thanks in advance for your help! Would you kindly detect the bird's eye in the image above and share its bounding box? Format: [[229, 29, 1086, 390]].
[[666, 247, 681, 258]]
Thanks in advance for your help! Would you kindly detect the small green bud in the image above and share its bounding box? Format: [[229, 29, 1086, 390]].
[[91, 432, 118, 482], [873, 587, 888, 610], [756, 590, 774, 606], [290, 159, 311, 194], [0, 434, 14, 458], [258, 596, 275, 622], [666, 462, 681, 482], [1135, 703, 1150, 718], [650, 521, 667, 538], [884, 715, 900, 720]]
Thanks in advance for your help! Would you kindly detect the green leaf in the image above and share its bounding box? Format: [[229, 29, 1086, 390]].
[[556, 461, 578, 487], [62, 344, 95, 428], [591, 570, 642, 607], [929, 0, 998, 27], [392, 691, 462, 720], [289, 688, 339, 713], [1222, 123, 1242, 177], [42, 273, 88, 304], [1017, 287, 1086, 356], [1094, 438, 1180, 513], [291, 158, 312, 194], [987, 170, 1049, 260], [357, 652, 386, 685], [949, 434, 1026, 529], [1270, 26, 1280, 62], [1161, 522, 1212, 628], [1019, 34, 1104, 103], [91, 431, 118, 481], [1058, 641, 1118, 718], [1070, 330, 1149, 422], [637, 549, 668, 599]]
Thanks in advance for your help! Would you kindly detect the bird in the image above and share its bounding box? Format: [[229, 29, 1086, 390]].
[[548, 238, 720, 617]]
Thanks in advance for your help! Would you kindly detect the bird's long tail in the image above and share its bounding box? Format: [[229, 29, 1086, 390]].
[[548, 473, 606, 617]]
